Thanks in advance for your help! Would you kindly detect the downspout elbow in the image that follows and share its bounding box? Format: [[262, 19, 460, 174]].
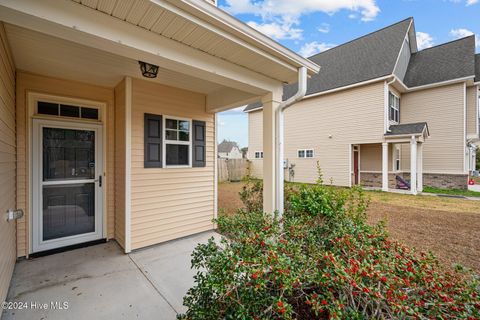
[[280, 67, 308, 111]]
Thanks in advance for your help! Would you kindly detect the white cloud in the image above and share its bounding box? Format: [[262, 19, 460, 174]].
[[317, 23, 330, 34], [450, 28, 474, 38], [223, 0, 380, 21], [450, 28, 479, 47], [416, 32, 434, 50], [222, 0, 379, 39], [247, 21, 302, 40], [299, 41, 336, 57], [449, 0, 478, 5]]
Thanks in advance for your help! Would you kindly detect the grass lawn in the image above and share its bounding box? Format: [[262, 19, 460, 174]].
[[422, 186, 480, 197], [218, 182, 480, 273]]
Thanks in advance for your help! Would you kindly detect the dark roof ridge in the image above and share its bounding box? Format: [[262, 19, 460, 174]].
[[414, 35, 475, 54], [308, 17, 413, 59]]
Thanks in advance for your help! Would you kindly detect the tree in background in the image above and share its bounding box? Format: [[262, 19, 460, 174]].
[[241, 147, 248, 159]]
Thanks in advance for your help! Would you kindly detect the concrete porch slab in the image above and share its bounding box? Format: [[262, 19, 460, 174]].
[[1, 231, 220, 320]]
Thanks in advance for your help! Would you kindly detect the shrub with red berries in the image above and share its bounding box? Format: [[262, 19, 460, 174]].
[[178, 172, 480, 319]]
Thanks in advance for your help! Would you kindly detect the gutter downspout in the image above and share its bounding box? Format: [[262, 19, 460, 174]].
[[276, 67, 308, 218]]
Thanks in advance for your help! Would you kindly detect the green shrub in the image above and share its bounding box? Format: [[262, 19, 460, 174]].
[[179, 170, 480, 319], [239, 175, 299, 214]]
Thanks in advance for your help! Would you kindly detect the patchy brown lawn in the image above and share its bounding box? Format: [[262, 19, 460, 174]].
[[218, 182, 480, 273]]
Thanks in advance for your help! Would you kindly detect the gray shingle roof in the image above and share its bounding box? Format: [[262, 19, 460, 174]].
[[218, 140, 239, 153], [244, 101, 262, 112], [244, 18, 412, 112], [403, 36, 476, 87], [385, 122, 429, 136], [284, 18, 412, 100], [475, 54, 480, 82]]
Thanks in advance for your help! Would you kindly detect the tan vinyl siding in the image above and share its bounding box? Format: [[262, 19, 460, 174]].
[[466, 86, 478, 137], [129, 79, 214, 250], [284, 82, 385, 185], [0, 22, 16, 304], [400, 83, 465, 173], [16, 72, 115, 257], [114, 80, 126, 249], [360, 144, 381, 171], [249, 82, 385, 185], [360, 143, 394, 172], [248, 110, 263, 178]]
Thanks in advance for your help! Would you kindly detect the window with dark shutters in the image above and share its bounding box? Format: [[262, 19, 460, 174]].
[[192, 120, 206, 167], [144, 114, 163, 168]]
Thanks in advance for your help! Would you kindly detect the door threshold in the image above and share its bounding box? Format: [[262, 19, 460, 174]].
[[30, 239, 107, 258]]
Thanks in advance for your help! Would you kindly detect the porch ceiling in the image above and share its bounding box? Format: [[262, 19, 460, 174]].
[[5, 24, 223, 94], [69, 0, 318, 83]]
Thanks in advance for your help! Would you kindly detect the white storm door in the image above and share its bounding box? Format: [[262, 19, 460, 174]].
[[32, 119, 104, 253]]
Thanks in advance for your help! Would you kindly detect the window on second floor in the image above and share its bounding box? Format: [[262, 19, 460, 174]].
[[389, 92, 400, 123]]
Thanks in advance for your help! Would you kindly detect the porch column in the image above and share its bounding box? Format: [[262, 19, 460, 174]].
[[410, 136, 417, 195], [417, 142, 423, 192], [262, 92, 281, 214], [382, 142, 389, 191]]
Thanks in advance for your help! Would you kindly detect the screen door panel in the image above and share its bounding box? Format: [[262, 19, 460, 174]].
[[42, 183, 95, 241]]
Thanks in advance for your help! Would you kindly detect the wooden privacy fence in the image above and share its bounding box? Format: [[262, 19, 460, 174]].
[[218, 158, 250, 182]]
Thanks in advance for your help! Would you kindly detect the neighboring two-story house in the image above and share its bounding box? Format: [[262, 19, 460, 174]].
[[246, 18, 479, 192], [218, 139, 243, 159]]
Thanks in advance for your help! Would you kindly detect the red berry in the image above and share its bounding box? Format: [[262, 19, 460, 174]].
[[277, 300, 284, 308], [321, 299, 327, 305]]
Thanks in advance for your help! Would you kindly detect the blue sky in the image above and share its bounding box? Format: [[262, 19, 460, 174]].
[[217, 0, 480, 148]]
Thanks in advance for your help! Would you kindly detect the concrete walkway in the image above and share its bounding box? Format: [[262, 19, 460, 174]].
[[2, 231, 220, 320], [468, 184, 480, 193]]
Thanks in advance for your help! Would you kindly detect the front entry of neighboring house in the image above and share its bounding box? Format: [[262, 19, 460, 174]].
[[353, 146, 360, 185], [31, 113, 104, 253]]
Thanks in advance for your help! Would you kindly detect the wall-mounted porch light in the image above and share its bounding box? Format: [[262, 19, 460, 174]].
[[139, 61, 159, 78]]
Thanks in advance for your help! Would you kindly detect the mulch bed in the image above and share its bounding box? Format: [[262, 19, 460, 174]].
[[367, 202, 480, 273]]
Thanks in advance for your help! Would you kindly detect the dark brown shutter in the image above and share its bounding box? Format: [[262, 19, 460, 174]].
[[192, 120, 206, 167], [144, 114, 163, 168]]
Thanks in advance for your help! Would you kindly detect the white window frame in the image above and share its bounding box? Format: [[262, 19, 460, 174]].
[[298, 149, 314, 158], [163, 115, 192, 168], [393, 146, 401, 171], [388, 92, 400, 123], [254, 151, 263, 159]]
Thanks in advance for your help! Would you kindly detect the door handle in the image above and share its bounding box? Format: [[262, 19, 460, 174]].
[[95, 175, 102, 187]]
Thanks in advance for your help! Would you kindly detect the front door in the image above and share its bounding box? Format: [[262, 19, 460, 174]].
[[353, 150, 359, 185], [32, 119, 103, 253]]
